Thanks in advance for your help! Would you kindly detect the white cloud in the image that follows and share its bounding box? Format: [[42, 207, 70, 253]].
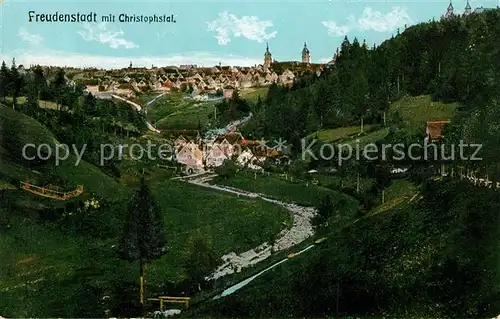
[[18, 27, 43, 45], [321, 21, 350, 37], [2, 50, 262, 69], [318, 57, 334, 63], [322, 6, 410, 37], [77, 22, 138, 49], [354, 7, 410, 32], [207, 12, 277, 45]]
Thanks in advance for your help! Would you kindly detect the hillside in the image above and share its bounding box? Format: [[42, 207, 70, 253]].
[[0, 105, 123, 199], [388, 95, 457, 135], [0, 105, 293, 317], [191, 179, 500, 318], [186, 8, 500, 319]]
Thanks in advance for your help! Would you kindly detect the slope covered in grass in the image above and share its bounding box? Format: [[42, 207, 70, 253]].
[[147, 177, 293, 284], [0, 175, 293, 317], [0, 107, 292, 316], [307, 124, 377, 142], [389, 95, 457, 135], [240, 86, 269, 102], [0, 105, 122, 199], [214, 171, 356, 208], [145, 93, 216, 130]]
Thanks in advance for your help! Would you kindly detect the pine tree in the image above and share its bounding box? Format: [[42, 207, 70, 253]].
[[32, 65, 47, 100], [118, 176, 167, 308], [184, 232, 217, 292], [10, 58, 23, 109], [312, 194, 334, 228], [0, 61, 10, 103], [51, 68, 66, 110], [26, 76, 39, 116]]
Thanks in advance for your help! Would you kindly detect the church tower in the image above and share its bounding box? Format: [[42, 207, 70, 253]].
[[302, 42, 310, 64], [464, 0, 472, 15], [264, 42, 272, 68], [441, 0, 454, 20]]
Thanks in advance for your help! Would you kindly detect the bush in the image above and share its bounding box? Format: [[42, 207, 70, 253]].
[[215, 159, 237, 179]]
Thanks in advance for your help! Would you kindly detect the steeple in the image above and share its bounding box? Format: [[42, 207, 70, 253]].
[[464, 0, 472, 15], [302, 42, 309, 53], [442, 0, 454, 19], [302, 42, 310, 64], [264, 42, 272, 68]]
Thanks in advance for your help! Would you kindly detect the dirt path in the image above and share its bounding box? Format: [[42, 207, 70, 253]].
[[111, 94, 161, 133]]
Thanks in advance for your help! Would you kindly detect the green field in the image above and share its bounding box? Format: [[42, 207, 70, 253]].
[[139, 87, 266, 130], [389, 95, 457, 134], [147, 177, 293, 284], [313, 173, 375, 193], [240, 86, 269, 102], [142, 93, 216, 130], [343, 127, 390, 148], [0, 175, 292, 316], [6, 97, 62, 110], [308, 124, 378, 142], [371, 179, 418, 215], [213, 171, 358, 209]]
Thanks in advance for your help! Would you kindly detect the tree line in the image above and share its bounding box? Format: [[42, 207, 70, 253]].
[[239, 10, 499, 153]]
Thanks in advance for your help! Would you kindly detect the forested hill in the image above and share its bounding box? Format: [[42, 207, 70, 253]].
[[193, 8, 500, 319], [242, 8, 500, 160]]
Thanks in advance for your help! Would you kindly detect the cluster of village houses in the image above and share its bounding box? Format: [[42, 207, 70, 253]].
[[79, 63, 319, 99], [168, 119, 451, 173], [164, 131, 286, 172], [20, 42, 329, 99]]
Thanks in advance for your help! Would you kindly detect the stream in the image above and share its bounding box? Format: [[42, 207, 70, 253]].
[[213, 244, 316, 299]]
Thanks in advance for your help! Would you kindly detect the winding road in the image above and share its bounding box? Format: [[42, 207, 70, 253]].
[[146, 92, 167, 106], [112, 92, 253, 139], [111, 94, 161, 133], [203, 113, 253, 144]]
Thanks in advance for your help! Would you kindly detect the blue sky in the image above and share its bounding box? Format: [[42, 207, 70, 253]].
[[1, 0, 498, 68]]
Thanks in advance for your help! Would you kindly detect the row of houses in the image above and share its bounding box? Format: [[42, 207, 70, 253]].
[[24, 61, 323, 98], [169, 132, 285, 171], [82, 65, 303, 98]]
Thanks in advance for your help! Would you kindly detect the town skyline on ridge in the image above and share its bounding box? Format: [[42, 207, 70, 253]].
[[1, 0, 498, 68]]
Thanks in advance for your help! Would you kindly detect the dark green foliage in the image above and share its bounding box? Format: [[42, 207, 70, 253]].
[[0, 61, 10, 102], [118, 178, 166, 261], [197, 180, 500, 318], [214, 88, 251, 126], [215, 159, 238, 179], [312, 194, 334, 227], [183, 232, 218, 291], [9, 59, 24, 108], [0, 191, 11, 231], [374, 165, 392, 190], [0, 63, 147, 178]]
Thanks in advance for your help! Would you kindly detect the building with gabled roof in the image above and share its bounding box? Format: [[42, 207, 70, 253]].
[[425, 120, 451, 141], [204, 143, 228, 168]]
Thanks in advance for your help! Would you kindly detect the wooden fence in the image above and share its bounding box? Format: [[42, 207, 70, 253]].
[[148, 296, 190, 311], [20, 182, 84, 200]]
